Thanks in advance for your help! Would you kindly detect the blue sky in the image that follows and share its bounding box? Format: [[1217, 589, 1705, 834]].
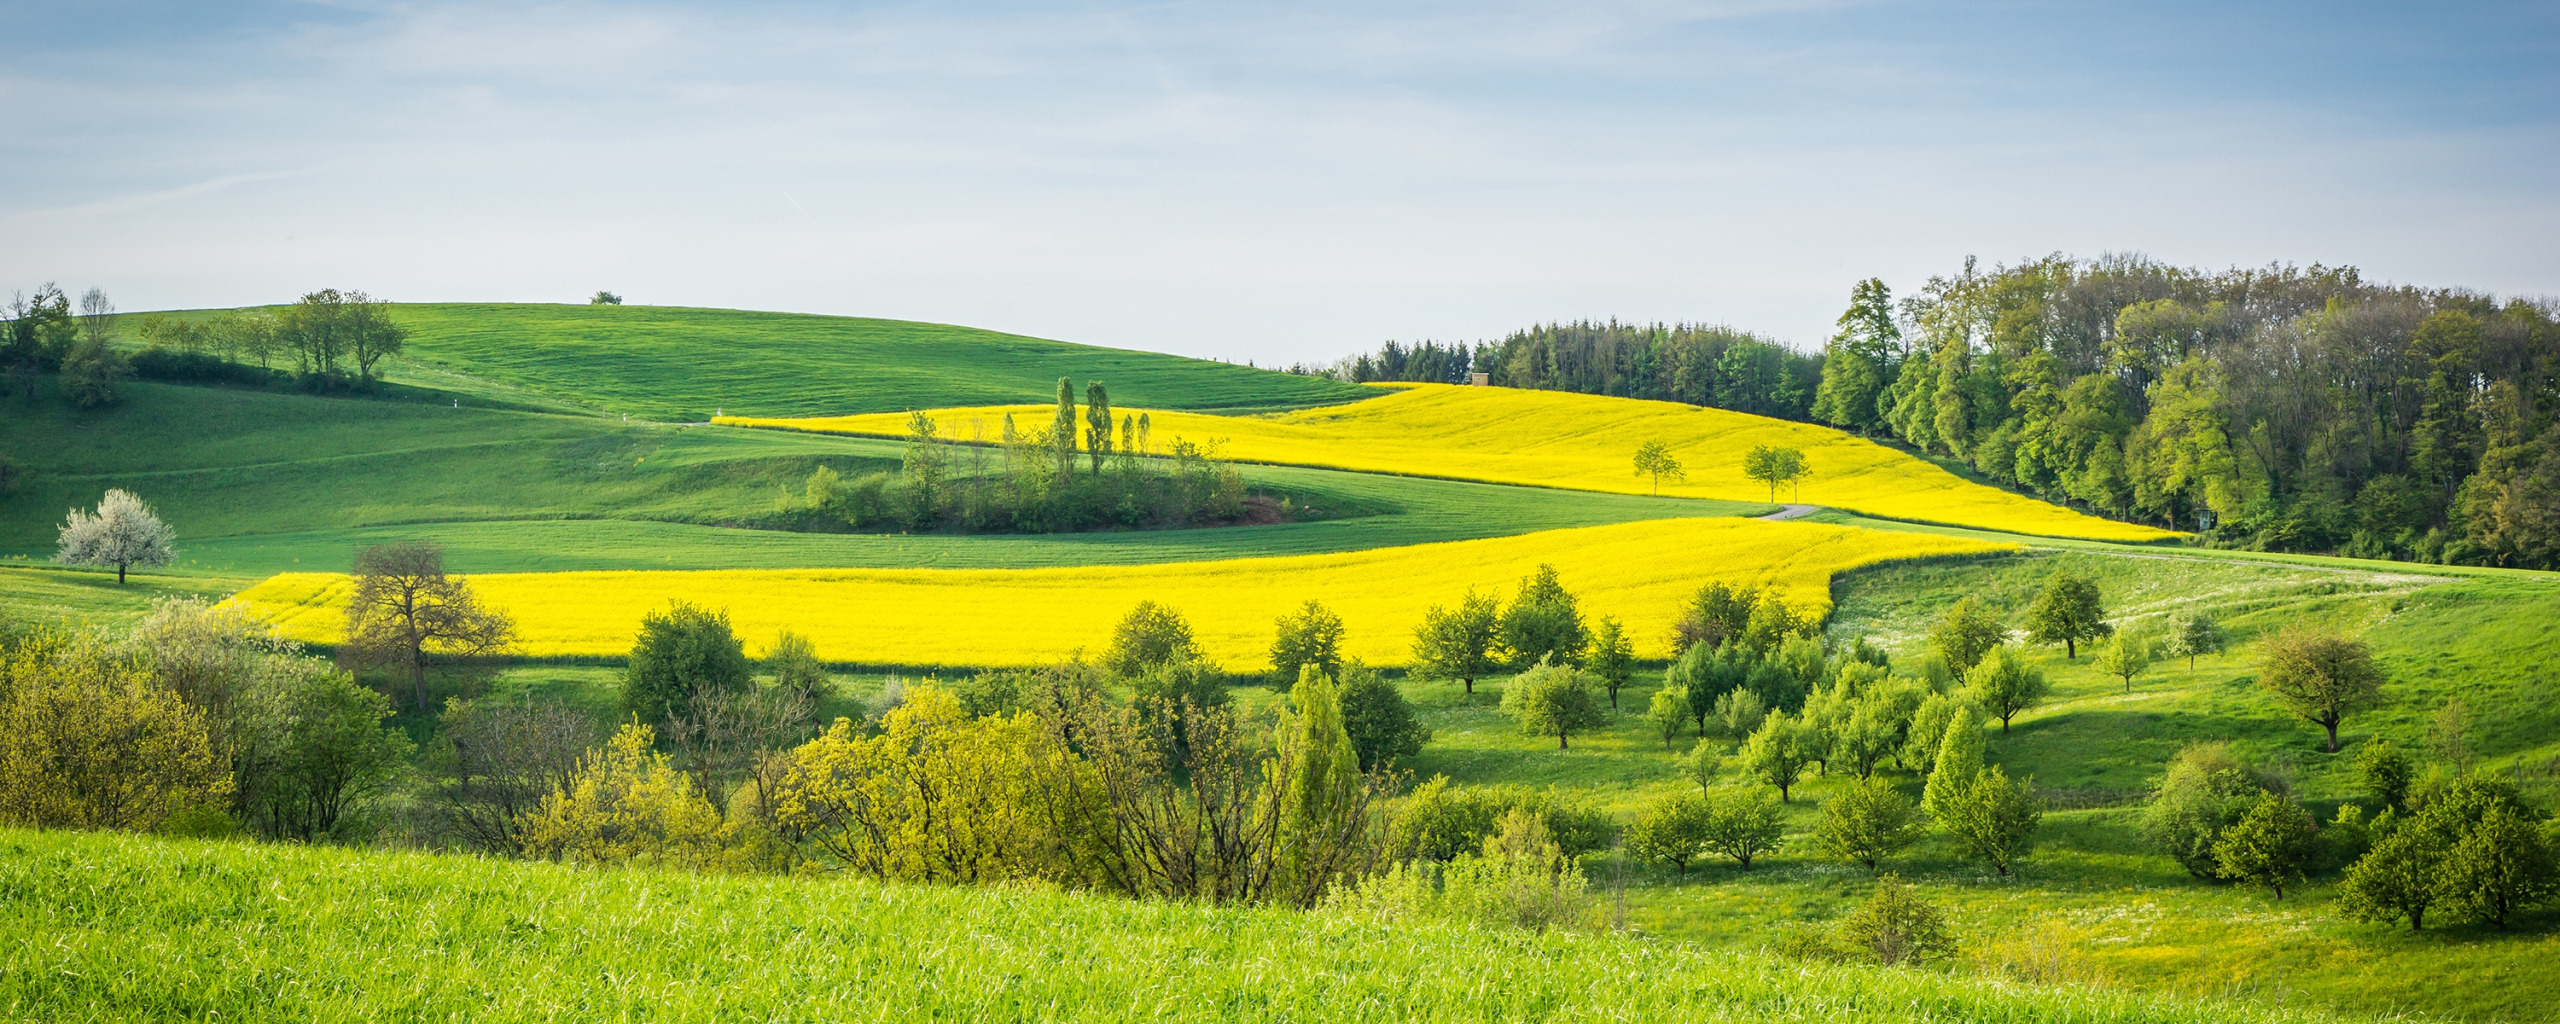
[[2, 0, 2553, 363]]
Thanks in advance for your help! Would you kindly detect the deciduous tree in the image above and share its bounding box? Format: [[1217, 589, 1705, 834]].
[[1499, 656, 1607, 750], [1102, 601, 1200, 678], [2024, 570, 2111, 659], [1698, 785, 1787, 869], [1412, 590, 1500, 695], [1625, 792, 1712, 875], [1929, 597, 2009, 674], [622, 600, 750, 728], [1587, 616, 1633, 709], [1270, 599, 1346, 685], [2257, 626, 2387, 753], [1818, 776, 1920, 871], [343, 540, 514, 710], [2212, 792, 2320, 899], [55, 488, 174, 583], [1962, 646, 2049, 733], [1632, 440, 1685, 495], [1740, 710, 1812, 801]]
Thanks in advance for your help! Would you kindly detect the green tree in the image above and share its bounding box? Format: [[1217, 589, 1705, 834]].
[[623, 601, 752, 728], [1083, 381, 1113, 475], [2212, 792, 2319, 899], [2337, 818, 2450, 931], [1336, 663, 1430, 772], [2164, 609, 2226, 668], [2023, 570, 2110, 659], [1936, 765, 2040, 876], [1901, 692, 1967, 778], [1742, 444, 1807, 503], [1740, 710, 1812, 802], [1698, 785, 1788, 869], [1811, 278, 1899, 435], [1625, 791, 1712, 875], [1270, 599, 1346, 685], [1587, 616, 1634, 710], [2257, 626, 2388, 753], [232, 665, 415, 842], [1715, 687, 1767, 740], [1962, 646, 2048, 733], [1102, 601, 1200, 678], [2093, 632, 2154, 693], [1921, 711, 1986, 818], [1646, 686, 1689, 748], [2355, 739, 2413, 812], [2142, 742, 2277, 879], [1632, 439, 1685, 495], [59, 334, 131, 408], [54, 488, 175, 584], [1674, 581, 1758, 654], [1412, 590, 1501, 695], [342, 540, 515, 710], [1928, 597, 2009, 674], [1497, 564, 1587, 668], [1498, 656, 1608, 750], [1817, 776, 1920, 871], [1275, 664, 1365, 904], [0, 641, 230, 833], [1832, 874, 1956, 966], [2445, 803, 2559, 930], [901, 411, 949, 525], [764, 631, 831, 707], [1050, 377, 1077, 479]]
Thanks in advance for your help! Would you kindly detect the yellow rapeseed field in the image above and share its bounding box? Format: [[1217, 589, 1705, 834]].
[[719, 383, 2177, 542], [230, 518, 2006, 670]]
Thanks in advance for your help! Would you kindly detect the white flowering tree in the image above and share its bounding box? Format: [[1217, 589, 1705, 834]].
[[56, 488, 175, 583]]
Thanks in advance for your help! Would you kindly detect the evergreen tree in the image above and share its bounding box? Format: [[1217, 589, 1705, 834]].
[[1811, 278, 1899, 434], [1275, 664, 1362, 904]]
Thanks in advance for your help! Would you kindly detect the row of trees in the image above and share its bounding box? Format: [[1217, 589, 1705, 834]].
[[793, 382, 1267, 534], [2, 284, 408, 411], [1811, 258, 2560, 567], [1295, 322, 1824, 422]]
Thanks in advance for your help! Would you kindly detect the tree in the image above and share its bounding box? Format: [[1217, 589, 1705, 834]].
[[1632, 440, 1685, 495], [1587, 616, 1634, 709], [231, 664, 415, 842], [623, 601, 751, 728], [1935, 765, 2040, 876], [1674, 581, 1758, 654], [2257, 626, 2388, 753], [1962, 646, 2049, 733], [1101, 601, 1200, 677], [1625, 792, 1713, 875], [1051, 378, 1079, 479], [1742, 444, 1806, 503], [1698, 785, 1787, 869], [59, 334, 130, 408], [1336, 663, 1430, 771], [0, 641, 229, 832], [522, 722, 728, 868], [2355, 739, 2413, 812], [2337, 819, 2450, 931], [1920, 710, 1985, 818], [54, 488, 174, 583], [901, 411, 950, 525], [2445, 803, 2559, 930], [1270, 599, 1346, 685], [342, 541, 516, 710], [1739, 711, 1812, 801], [589, 291, 623, 305], [1497, 564, 1587, 668], [1084, 380, 1113, 475], [1275, 664, 1366, 903], [1832, 874, 1956, 966], [1647, 687, 1690, 748], [1901, 692, 1966, 778], [1811, 278, 1900, 436], [2094, 632, 2154, 693], [2142, 742, 2278, 879], [2023, 570, 2110, 659], [343, 291, 406, 383], [425, 696, 599, 855], [1818, 776, 1920, 871], [1498, 656, 1607, 750], [764, 631, 832, 707], [2164, 610, 2226, 668], [1928, 597, 2009, 674], [1412, 590, 1501, 695], [2212, 792, 2320, 899]]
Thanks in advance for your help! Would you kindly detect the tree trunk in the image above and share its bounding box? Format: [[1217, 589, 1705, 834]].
[[2065, 638, 2075, 659], [2324, 719, 2340, 753], [117, 562, 127, 584], [1463, 677, 1473, 695], [1557, 731, 1568, 750]]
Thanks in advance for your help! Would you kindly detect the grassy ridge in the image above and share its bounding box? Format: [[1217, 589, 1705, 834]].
[[0, 827, 2339, 1024], [382, 303, 1372, 420]]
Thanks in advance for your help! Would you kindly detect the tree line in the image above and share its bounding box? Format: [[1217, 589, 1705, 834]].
[[3, 284, 409, 410], [1292, 322, 1823, 422]]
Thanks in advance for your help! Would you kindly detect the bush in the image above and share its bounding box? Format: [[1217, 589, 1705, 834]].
[[1833, 875, 1956, 966], [0, 638, 229, 832], [2142, 742, 2281, 879], [2211, 791, 2320, 899], [1625, 792, 1712, 874], [1498, 656, 1607, 750], [624, 602, 752, 727], [521, 722, 729, 867], [1393, 779, 1613, 861], [1337, 663, 1429, 771], [231, 662, 414, 842], [1102, 601, 1199, 678], [1269, 600, 1345, 686], [1817, 776, 1920, 871], [425, 696, 599, 854], [1699, 785, 1787, 869]]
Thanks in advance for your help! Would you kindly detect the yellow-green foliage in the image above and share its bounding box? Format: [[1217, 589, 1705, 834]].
[[520, 723, 728, 868], [229, 518, 2008, 669], [770, 687, 1086, 884], [728, 382, 2179, 541], [0, 636, 228, 832]]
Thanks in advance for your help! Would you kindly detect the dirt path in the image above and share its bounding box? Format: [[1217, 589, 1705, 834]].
[[1759, 504, 1821, 521]]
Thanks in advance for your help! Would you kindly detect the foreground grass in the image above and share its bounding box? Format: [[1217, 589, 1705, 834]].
[[0, 828, 2346, 1024]]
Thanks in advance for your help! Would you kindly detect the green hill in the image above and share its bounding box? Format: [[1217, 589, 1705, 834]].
[[0, 827, 2334, 1024], [377, 303, 1373, 420]]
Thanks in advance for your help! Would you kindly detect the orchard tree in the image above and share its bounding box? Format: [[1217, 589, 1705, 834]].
[[1270, 599, 1346, 685], [1699, 786, 1788, 869], [2024, 570, 2111, 658], [1962, 646, 2049, 733], [343, 541, 515, 710], [2212, 792, 2320, 899], [1412, 590, 1501, 695], [1587, 616, 1634, 709], [2337, 818, 2449, 930], [1928, 597, 2009, 674], [1336, 663, 1430, 771], [1740, 710, 1812, 801], [1498, 564, 1588, 668], [1632, 440, 1685, 495], [1818, 776, 1920, 871], [2165, 610, 2226, 668], [2094, 632, 2154, 693], [2354, 739, 2413, 812], [2257, 627, 2387, 753], [1742, 444, 1807, 503], [55, 488, 174, 583], [1647, 687, 1690, 748], [1499, 656, 1607, 750], [1935, 765, 2041, 876], [1625, 792, 1712, 875]]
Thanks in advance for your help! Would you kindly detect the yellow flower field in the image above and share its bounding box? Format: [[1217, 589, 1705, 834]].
[[229, 518, 2008, 670], [718, 383, 2177, 542]]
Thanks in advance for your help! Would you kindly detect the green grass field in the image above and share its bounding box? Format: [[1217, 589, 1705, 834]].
[[0, 826, 2350, 1024]]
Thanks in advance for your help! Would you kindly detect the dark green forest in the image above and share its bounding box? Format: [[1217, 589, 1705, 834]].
[[1307, 256, 2560, 570]]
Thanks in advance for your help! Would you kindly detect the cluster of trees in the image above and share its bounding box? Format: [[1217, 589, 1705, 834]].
[[1408, 564, 1632, 712], [1297, 322, 1823, 422], [3, 286, 408, 408], [1810, 258, 2560, 567], [0, 599, 414, 843], [789, 381, 1285, 534]]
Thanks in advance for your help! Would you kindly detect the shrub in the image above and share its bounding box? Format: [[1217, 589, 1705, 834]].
[[1817, 776, 1920, 871], [2211, 792, 2320, 899], [1336, 663, 1429, 772], [1698, 786, 1787, 869], [1498, 656, 1607, 750], [624, 601, 752, 727], [2354, 738, 2413, 812], [231, 662, 415, 842], [425, 696, 599, 854], [1625, 792, 1712, 875], [1102, 601, 1199, 678], [0, 639, 229, 832], [2142, 742, 2281, 879], [523, 722, 729, 868], [1833, 875, 1956, 966]]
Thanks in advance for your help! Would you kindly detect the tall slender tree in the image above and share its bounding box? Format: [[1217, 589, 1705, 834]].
[[1051, 377, 1078, 480], [1084, 381, 1113, 475]]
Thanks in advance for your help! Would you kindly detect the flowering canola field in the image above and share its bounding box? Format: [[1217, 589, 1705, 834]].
[[720, 383, 2175, 542], [230, 518, 2007, 670]]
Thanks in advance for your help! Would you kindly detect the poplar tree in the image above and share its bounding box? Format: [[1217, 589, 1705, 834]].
[[1051, 377, 1077, 479], [1084, 381, 1113, 475]]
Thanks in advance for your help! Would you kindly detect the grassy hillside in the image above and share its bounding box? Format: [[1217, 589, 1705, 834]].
[[373, 303, 1372, 420], [0, 379, 1759, 578], [0, 827, 2345, 1024], [230, 518, 2004, 668], [730, 383, 2179, 542]]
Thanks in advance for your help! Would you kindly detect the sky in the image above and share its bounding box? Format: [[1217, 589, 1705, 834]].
[[2, 0, 2555, 364]]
